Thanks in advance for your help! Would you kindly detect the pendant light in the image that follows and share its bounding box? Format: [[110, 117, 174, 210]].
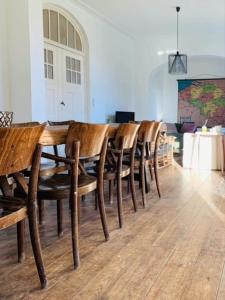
[[168, 6, 187, 74]]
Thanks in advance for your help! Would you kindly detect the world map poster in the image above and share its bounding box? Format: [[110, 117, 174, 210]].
[[178, 79, 225, 127]]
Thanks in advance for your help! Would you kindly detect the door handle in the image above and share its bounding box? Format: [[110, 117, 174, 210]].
[[60, 101, 65, 106]]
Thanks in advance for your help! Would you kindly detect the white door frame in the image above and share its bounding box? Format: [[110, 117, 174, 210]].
[[43, 3, 90, 121]]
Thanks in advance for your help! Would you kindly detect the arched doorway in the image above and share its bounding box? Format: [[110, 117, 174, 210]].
[[43, 5, 89, 121]]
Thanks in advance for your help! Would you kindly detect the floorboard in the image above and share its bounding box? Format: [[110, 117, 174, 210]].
[[1, 162, 225, 299]]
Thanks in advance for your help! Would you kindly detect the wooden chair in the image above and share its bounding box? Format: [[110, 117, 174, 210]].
[[38, 122, 109, 268], [37, 120, 75, 222], [0, 124, 47, 289], [133, 120, 155, 207], [101, 123, 140, 228], [136, 121, 162, 204], [147, 121, 162, 198]]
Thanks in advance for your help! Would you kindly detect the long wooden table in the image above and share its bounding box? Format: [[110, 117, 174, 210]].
[[40, 125, 118, 146]]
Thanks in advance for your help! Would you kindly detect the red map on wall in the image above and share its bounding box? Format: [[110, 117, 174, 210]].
[[178, 79, 225, 127]]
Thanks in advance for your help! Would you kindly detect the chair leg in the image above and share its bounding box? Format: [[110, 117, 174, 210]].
[[149, 164, 154, 181], [97, 183, 109, 241], [17, 220, 25, 263], [57, 200, 63, 237], [38, 198, 44, 225], [140, 163, 146, 208], [28, 205, 48, 289], [154, 160, 161, 198], [78, 197, 81, 224], [109, 180, 113, 204], [127, 178, 130, 194], [95, 190, 98, 210], [145, 165, 151, 194], [117, 175, 123, 228], [138, 169, 142, 189], [70, 192, 80, 269], [130, 171, 138, 212]]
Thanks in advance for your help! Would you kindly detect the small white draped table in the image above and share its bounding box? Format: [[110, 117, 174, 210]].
[[183, 132, 225, 171]]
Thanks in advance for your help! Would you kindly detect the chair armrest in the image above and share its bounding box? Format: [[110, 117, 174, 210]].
[[42, 152, 75, 164]]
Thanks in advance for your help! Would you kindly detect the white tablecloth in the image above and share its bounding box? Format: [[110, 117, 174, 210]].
[[183, 133, 224, 171]]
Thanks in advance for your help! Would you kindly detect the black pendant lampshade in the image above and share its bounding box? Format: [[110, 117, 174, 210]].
[[168, 7, 187, 75], [168, 51, 187, 74]]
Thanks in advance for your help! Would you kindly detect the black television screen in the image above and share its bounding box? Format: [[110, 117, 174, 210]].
[[115, 111, 135, 123]]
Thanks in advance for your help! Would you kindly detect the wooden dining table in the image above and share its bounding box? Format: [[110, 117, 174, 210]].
[[39, 124, 118, 146]]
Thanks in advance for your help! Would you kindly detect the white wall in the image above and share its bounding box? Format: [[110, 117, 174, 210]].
[[2, 0, 45, 122], [147, 56, 225, 122], [1, 0, 224, 123], [29, 0, 47, 122], [0, 0, 10, 111], [43, 0, 135, 123], [7, 0, 33, 122], [134, 27, 225, 122], [0, 0, 135, 123]]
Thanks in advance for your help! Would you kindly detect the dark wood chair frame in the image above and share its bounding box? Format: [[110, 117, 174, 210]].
[[134, 121, 162, 207], [0, 125, 47, 289], [40, 140, 80, 268], [94, 123, 140, 228], [37, 120, 75, 223], [37, 123, 110, 268]]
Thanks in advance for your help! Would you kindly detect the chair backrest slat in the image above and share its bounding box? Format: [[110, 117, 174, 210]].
[[0, 125, 45, 176], [115, 123, 140, 149], [65, 123, 109, 158]]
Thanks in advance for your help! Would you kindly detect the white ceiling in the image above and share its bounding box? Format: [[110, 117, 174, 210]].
[[75, 0, 225, 38]]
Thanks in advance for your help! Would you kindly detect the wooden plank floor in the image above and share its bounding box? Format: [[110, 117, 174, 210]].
[[1, 162, 225, 299]]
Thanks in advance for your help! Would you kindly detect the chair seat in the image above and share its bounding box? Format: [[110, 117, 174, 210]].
[[0, 197, 27, 229], [38, 173, 97, 199], [121, 165, 130, 177], [39, 162, 68, 177]]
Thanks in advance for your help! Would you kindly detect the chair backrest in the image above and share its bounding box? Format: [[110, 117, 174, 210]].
[[65, 122, 109, 158], [151, 121, 162, 143], [138, 121, 162, 143], [115, 123, 140, 149], [0, 124, 45, 176], [138, 121, 155, 142], [48, 120, 74, 126], [11, 122, 40, 127]]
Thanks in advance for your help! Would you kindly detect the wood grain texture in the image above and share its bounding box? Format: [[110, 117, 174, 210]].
[[0, 125, 45, 175], [66, 122, 109, 158], [40, 124, 117, 146], [115, 123, 140, 149], [40, 125, 69, 146], [0, 125, 47, 289], [1, 161, 225, 299]]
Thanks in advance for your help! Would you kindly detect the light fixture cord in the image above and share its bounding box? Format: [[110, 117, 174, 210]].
[[177, 8, 179, 52]]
